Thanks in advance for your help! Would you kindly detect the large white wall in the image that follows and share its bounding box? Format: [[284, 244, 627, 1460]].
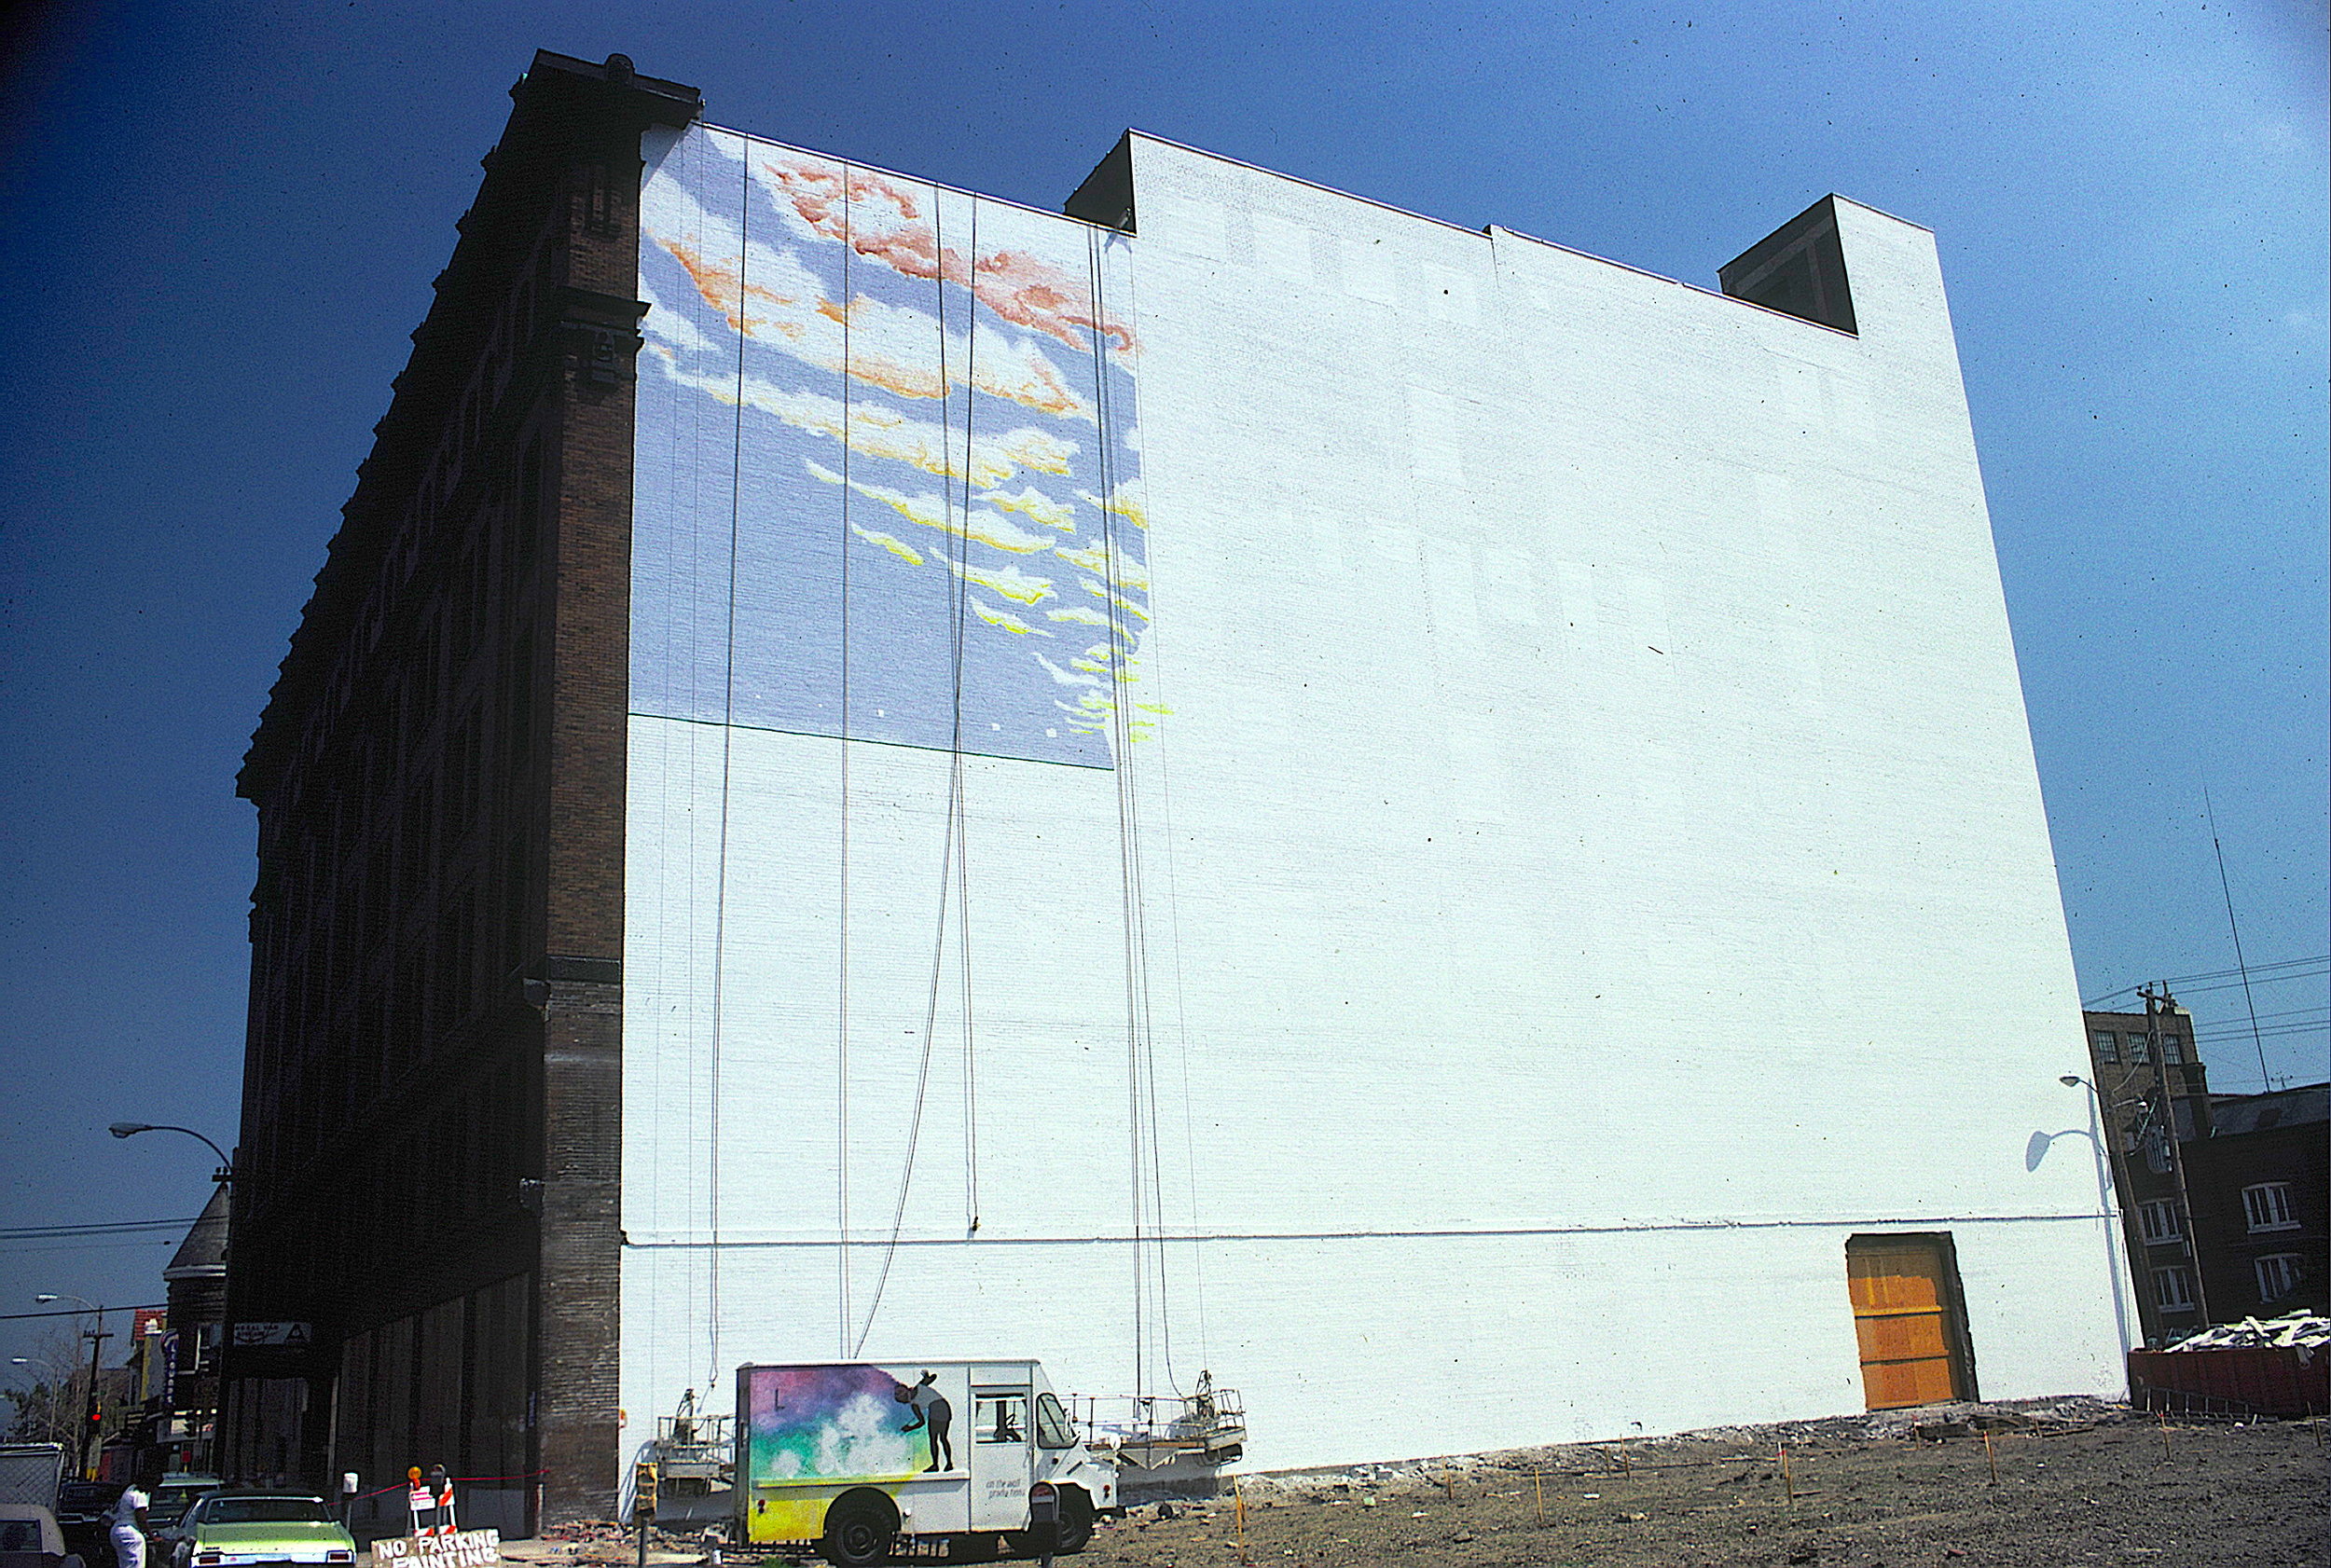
[[620, 128, 2130, 1476]]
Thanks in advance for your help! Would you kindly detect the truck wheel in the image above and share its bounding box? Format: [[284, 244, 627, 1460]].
[[821, 1492, 896, 1567], [1055, 1489, 1095, 1554]]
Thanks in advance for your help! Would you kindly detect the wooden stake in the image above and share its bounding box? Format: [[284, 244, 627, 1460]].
[[1442, 1470, 1455, 1504], [1534, 1469, 1545, 1525], [1982, 1427, 1998, 1486], [1779, 1444, 1795, 1502], [1234, 1478, 1248, 1565], [2159, 1410, 2172, 1460], [1620, 1445, 1632, 1479]]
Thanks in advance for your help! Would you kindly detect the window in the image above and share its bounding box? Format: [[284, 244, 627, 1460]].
[[1034, 1391, 1079, 1451], [2090, 1030, 2121, 1064], [2128, 1032, 2151, 1064], [2255, 1254, 2305, 1301], [2137, 1200, 2183, 1245], [2152, 1265, 2196, 1312], [2159, 1034, 2185, 1065], [2242, 1182, 2297, 1232], [974, 1392, 1029, 1445]]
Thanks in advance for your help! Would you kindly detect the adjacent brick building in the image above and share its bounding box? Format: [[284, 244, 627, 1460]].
[[2082, 1005, 2213, 1343], [2185, 1084, 2328, 1323], [224, 53, 697, 1530]]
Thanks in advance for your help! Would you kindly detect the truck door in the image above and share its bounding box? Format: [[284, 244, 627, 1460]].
[[967, 1386, 1033, 1531]]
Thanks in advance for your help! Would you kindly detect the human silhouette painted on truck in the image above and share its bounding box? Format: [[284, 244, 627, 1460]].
[[895, 1370, 956, 1471]]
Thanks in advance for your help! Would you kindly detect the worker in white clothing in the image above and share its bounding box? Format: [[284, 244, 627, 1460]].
[[107, 1483, 149, 1568]]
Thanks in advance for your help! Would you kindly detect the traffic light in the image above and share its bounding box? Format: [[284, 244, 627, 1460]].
[[632, 1461, 657, 1525]]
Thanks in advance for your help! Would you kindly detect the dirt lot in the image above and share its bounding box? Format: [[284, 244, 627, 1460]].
[[1079, 1403, 2328, 1568]]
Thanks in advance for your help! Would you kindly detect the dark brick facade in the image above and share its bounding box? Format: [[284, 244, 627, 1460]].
[[2184, 1086, 2328, 1323], [2082, 1006, 2212, 1345], [225, 52, 697, 1526]]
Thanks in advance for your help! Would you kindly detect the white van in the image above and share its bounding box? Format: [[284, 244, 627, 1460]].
[[731, 1361, 1117, 1565]]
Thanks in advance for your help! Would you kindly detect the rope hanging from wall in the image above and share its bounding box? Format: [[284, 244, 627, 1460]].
[[855, 190, 986, 1356]]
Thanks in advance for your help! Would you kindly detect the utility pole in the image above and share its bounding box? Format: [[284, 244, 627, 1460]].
[[2143, 985, 2209, 1327], [78, 1318, 112, 1480]]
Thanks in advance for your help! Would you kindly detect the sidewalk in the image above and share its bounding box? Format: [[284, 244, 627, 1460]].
[[358, 1539, 708, 1568]]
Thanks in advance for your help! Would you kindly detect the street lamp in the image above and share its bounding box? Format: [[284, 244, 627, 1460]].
[[109, 1121, 233, 1479], [108, 1123, 233, 1184], [2057, 1077, 2140, 1358], [34, 1294, 109, 1479]]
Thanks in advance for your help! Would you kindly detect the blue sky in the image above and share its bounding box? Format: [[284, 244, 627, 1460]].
[[1, 0, 2323, 1370]]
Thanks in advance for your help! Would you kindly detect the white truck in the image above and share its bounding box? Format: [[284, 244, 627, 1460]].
[[0, 1448, 65, 1515], [728, 1360, 1117, 1565]]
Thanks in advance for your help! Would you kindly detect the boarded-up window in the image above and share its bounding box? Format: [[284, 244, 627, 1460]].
[[1844, 1233, 1976, 1410]]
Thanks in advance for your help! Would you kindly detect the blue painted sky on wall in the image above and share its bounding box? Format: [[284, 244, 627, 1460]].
[[631, 126, 1150, 768]]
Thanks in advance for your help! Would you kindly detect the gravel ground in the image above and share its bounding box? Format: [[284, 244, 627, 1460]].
[[1078, 1403, 2328, 1568]]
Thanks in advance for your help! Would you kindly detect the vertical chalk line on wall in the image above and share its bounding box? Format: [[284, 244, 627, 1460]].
[[957, 196, 982, 1241], [854, 186, 982, 1356], [703, 128, 754, 1395], [1090, 225, 1180, 1405], [836, 161, 856, 1360], [1114, 239, 1213, 1378], [1091, 226, 1139, 1407]]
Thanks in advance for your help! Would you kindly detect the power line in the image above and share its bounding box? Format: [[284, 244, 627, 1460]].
[[2189, 1004, 2328, 1027], [0, 1303, 168, 1323], [2190, 1011, 2327, 1040], [2083, 957, 2327, 1008], [2161, 968, 2329, 1000], [0, 1218, 201, 1242], [2163, 954, 2325, 984], [2191, 1020, 2327, 1044]]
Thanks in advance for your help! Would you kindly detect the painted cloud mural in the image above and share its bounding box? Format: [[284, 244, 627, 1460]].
[[631, 124, 1154, 767]]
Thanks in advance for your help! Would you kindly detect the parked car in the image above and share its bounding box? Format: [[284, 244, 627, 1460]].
[[0, 1504, 86, 1568], [50, 1486, 119, 1565], [142, 1480, 219, 1535], [158, 1493, 352, 1568]]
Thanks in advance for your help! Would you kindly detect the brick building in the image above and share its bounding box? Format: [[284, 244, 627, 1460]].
[[227, 48, 2128, 1526], [2081, 1005, 2213, 1343], [224, 54, 697, 1528], [135, 1189, 228, 1477], [2185, 1084, 2328, 1322]]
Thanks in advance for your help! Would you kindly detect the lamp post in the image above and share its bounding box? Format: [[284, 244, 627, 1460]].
[[2059, 1075, 2143, 1358], [109, 1122, 232, 1479], [35, 1294, 109, 1479], [108, 1123, 233, 1185]]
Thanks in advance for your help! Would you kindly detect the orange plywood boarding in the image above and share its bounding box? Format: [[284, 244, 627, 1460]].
[[1847, 1239, 1969, 1410]]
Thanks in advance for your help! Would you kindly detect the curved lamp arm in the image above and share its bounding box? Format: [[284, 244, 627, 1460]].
[[109, 1122, 233, 1179]]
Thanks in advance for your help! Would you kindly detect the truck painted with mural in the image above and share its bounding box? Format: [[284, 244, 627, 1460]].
[[732, 1361, 1116, 1565]]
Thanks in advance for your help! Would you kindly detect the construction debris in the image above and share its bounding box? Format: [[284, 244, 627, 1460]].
[[2163, 1311, 2331, 1353]]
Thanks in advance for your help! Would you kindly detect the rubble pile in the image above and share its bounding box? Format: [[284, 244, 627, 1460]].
[[2164, 1311, 2330, 1353], [1216, 1396, 2131, 1508], [522, 1521, 714, 1567]]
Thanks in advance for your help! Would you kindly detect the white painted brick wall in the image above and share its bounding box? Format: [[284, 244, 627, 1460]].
[[619, 131, 2128, 1477]]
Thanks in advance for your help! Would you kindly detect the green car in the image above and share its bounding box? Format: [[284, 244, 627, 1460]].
[[162, 1494, 353, 1568]]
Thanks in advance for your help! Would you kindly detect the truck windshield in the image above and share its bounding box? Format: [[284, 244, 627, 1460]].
[[1034, 1392, 1078, 1450]]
